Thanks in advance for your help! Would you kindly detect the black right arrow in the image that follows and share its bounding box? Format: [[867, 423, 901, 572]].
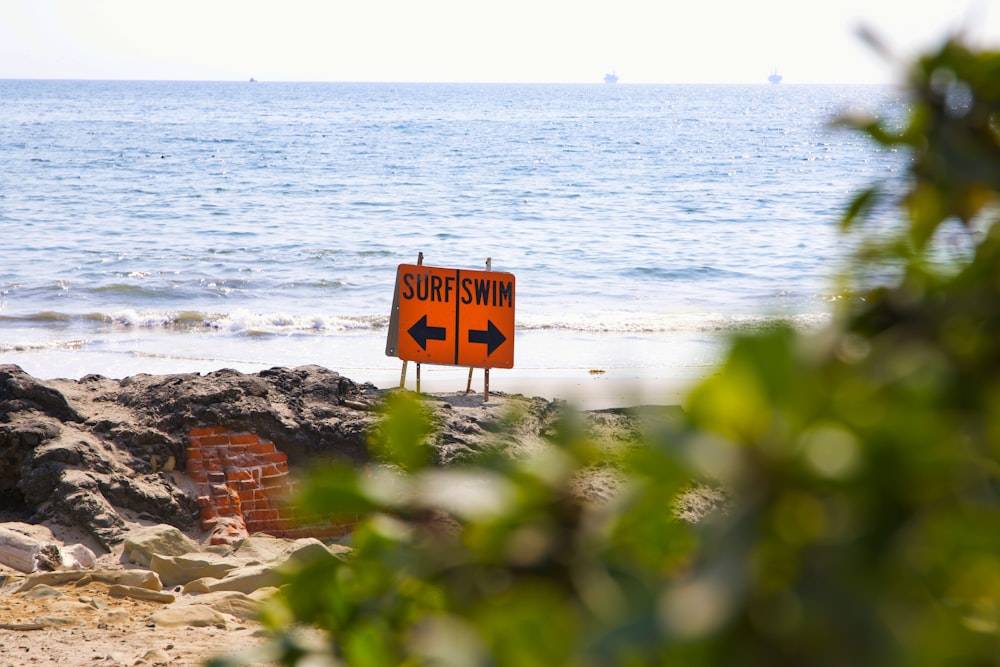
[[467, 320, 507, 355], [407, 314, 447, 350]]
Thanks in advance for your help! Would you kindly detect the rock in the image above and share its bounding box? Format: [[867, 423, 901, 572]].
[[22, 583, 64, 599], [0, 364, 83, 423], [147, 604, 228, 628], [0, 525, 95, 573], [103, 570, 163, 591], [0, 621, 47, 630], [183, 539, 346, 594], [207, 515, 249, 547], [228, 533, 330, 564], [0, 365, 383, 544], [50, 600, 94, 614], [149, 552, 238, 588], [63, 543, 97, 569], [33, 543, 63, 571], [0, 363, 637, 550], [182, 591, 260, 621], [184, 563, 279, 595], [31, 615, 80, 627], [16, 571, 92, 592], [98, 608, 130, 625], [248, 586, 279, 602], [138, 648, 172, 665], [15, 568, 162, 592], [108, 584, 175, 603], [124, 524, 201, 567], [0, 524, 50, 573], [114, 365, 379, 464]]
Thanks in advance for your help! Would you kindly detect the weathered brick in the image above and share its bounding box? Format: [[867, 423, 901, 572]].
[[226, 468, 253, 482], [272, 517, 298, 532], [233, 478, 255, 492], [248, 508, 280, 523], [259, 464, 282, 478], [198, 434, 231, 448], [186, 424, 357, 542], [231, 454, 259, 468]]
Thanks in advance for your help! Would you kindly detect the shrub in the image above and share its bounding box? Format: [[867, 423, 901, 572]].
[[217, 36, 1000, 666]]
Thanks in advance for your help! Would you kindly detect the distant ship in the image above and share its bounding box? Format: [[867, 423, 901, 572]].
[[768, 69, 782, 84], [604, 70, 619, 84]]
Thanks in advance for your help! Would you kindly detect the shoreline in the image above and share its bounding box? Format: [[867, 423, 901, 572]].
[[4, 329, 720, 410]]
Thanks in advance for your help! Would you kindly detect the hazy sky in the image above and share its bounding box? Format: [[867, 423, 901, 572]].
[[2, 0, 999, 84]]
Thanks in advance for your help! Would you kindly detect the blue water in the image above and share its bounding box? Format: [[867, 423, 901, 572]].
[[0, 80, 906, 393]]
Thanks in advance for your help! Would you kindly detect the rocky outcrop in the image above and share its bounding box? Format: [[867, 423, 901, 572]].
[[0, 363, 650, 552], [0, 364, 382, 549], [1, 363, 630, 552]]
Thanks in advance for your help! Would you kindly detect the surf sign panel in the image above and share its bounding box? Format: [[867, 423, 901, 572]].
[[385, 263, 515, 369]]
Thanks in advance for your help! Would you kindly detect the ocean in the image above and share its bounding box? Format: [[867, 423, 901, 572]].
[[0, 79, 906, 403]]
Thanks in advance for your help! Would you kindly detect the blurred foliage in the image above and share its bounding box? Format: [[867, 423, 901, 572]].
[[215, 36, 1000, 666]]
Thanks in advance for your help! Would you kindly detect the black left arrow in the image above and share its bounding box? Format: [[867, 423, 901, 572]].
[[408, 315, 447, 350], [467, 320, 507, 355]]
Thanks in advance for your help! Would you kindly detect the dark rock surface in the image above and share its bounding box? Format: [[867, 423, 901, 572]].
[[1, 364, 646, 551], [0, 364, 385, 549]]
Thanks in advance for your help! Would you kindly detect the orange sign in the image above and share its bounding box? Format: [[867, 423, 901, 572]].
[[386, 264, 515, 368]]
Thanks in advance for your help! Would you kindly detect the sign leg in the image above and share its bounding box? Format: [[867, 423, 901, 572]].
[[484, 368, 490, 402], [405, 252, 423, 393]]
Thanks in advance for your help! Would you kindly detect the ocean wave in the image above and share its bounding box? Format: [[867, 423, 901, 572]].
[[622, 266, 752, 281], [3, 309, 391, 333], [1, 309, 830, 336], [0, 338, 88, 353], [515, 312, 831, 334], [204, 309, 390, 334]]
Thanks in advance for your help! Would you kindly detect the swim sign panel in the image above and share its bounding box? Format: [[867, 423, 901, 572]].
[[388, 264, 515, 368]]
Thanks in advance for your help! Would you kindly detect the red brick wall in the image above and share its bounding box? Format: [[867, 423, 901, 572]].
[[186, 426, 356, 544]]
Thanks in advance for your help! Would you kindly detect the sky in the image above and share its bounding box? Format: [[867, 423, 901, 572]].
[[1, 0, 999, 84]]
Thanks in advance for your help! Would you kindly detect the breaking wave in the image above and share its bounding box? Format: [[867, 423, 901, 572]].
[[1, 309, 391, 334], [1, 309, 830, 336]]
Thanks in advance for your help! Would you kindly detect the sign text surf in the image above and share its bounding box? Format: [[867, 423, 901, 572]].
[[386, 263, 515, 368]]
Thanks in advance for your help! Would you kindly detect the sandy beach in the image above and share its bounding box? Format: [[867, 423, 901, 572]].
[[0, 523, 289, 667], [375, 364, 704, 411]]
